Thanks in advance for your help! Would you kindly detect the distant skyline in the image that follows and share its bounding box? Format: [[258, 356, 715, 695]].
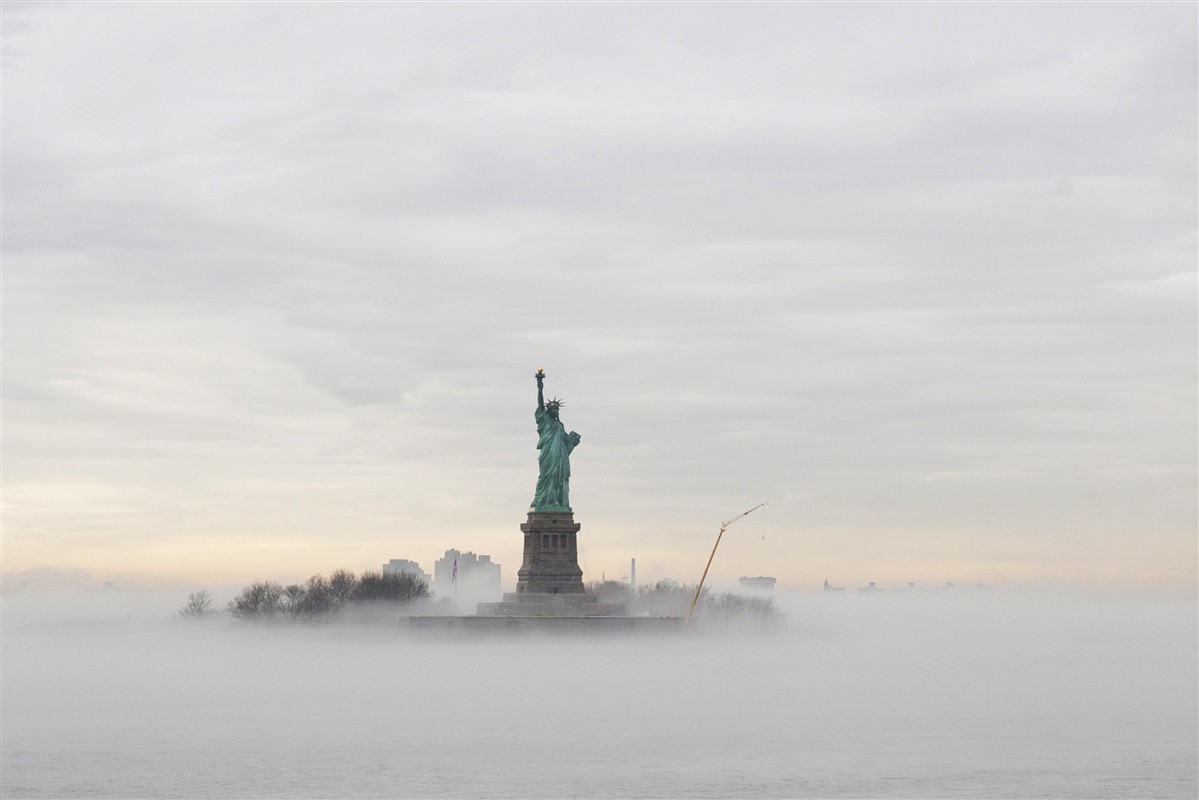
[[4, 3, 1195, 591]]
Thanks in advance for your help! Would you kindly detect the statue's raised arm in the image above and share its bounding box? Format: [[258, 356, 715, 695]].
[[531, 369, 580, 513]]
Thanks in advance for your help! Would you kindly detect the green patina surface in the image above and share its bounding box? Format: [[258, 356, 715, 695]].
[[531, 371, 580, 512]]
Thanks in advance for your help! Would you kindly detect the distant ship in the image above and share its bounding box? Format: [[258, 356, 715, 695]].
[[738, 576, 776, 591]]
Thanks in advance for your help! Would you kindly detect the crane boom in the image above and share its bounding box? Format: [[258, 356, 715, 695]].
[[685, 502, 768, 626]]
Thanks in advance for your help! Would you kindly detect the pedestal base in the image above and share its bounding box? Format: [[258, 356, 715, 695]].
[[516, 511, 585, 595]]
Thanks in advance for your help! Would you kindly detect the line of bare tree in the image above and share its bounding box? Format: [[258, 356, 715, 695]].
[[586, 578, 780, 622], [180, 569, 430, 622]]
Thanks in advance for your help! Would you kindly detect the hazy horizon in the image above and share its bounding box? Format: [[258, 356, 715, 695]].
[[4, 563, 1196, 597]]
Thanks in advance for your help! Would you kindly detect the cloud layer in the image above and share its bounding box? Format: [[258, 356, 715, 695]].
[[4, 3, 1195, 588]]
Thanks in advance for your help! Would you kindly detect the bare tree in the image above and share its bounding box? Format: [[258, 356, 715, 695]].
[[328, 568, 358, 603], [297, 574, 336, 616], [586, 580, 635, 605], [228, 581, 284, 621], [631, 579, 779, 623], [178, 590, 214, 618], [353, 571, 429, 602], [704, 592, 779, 623], [637, 579, 705, 617], [226, 569, 431, 624], [281, 584, 306, 617]]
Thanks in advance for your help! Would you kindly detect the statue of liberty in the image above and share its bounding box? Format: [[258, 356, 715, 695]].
[[532, 369, 580, 513]]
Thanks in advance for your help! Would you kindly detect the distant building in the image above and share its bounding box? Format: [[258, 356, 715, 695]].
[[433, 549, 502, 610], [857, 581, 882, 593], [382, 559, 430, 585], [738, 576, 776, 592], [823, 579, 845, 593]]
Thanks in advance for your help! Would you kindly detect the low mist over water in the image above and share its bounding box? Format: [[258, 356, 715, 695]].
[[4, 587, 1195, 798]]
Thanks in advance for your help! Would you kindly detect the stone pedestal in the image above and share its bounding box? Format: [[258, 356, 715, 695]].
[[516, 511, 585, 595]]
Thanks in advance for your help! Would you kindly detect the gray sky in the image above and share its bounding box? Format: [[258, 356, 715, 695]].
[[4, 2, 1195, 589]]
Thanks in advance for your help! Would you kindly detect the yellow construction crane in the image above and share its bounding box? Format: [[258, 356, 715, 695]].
[[685, 502, 768, 627]]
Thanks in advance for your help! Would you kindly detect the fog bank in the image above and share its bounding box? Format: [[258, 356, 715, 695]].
[[4, 588, 1195, 798]]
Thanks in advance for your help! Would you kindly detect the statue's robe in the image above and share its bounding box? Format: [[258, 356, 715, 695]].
[[532, 406, 580, 512]]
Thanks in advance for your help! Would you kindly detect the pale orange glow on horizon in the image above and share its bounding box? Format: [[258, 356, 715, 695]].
[[6, 525, 1195, 593]]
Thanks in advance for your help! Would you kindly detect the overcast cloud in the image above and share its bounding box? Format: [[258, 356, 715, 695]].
[[3, 3, 1195, 589]]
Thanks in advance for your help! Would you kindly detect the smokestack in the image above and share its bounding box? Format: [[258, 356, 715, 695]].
[[630, 558, 636, 590]]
